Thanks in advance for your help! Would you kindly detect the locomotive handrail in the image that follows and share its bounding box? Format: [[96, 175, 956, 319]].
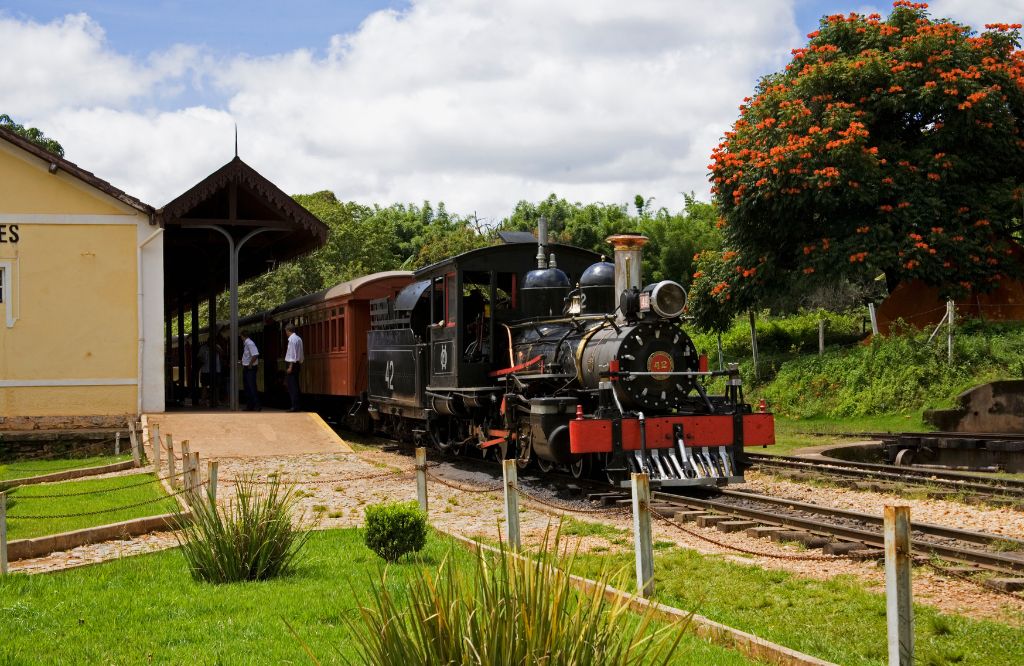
[[601, 369, 737, 379]]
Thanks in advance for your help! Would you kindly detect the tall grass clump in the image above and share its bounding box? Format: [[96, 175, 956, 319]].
[[175, 476, 309, 583], [344, 531, 685, 665]]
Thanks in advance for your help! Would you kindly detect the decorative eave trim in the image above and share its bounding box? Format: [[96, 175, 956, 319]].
[[156, 157, 328, 242]]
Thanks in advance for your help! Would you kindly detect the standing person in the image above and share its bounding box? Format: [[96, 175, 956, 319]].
[[240, 332, 261, 412], [284, 323, 304, 412]]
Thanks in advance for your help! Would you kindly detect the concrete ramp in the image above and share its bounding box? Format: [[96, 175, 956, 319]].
[[143, 412, 352, 458]]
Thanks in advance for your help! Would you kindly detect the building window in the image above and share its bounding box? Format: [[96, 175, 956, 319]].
[[0, 261, 13, 328]]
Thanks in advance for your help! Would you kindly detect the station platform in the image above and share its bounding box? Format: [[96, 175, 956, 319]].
[[142, 411, 352, 458]]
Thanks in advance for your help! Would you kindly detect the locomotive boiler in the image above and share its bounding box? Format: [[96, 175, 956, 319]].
[[363, 221, 774, 487]]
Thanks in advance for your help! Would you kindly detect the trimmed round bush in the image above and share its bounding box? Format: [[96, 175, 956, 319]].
[[363, 501, 427, 562]]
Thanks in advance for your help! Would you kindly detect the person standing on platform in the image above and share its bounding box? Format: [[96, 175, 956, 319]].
[[284, 323, 304, 412], [240, 332, 261, 412]]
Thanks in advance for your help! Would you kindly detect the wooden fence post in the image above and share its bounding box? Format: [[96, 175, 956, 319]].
[[947, 300, 954, 365], [208, 460, 219, 507], [115, 432, 121, 456], [415, 447, 428, 514], [818, 319, 825, 356], [151, 423, 162, 465], [189, 451, 199, 499], [128, 426, 141, 468], [502, 459, 521, 551], [748, 311, 760, 380], [631, 472, 654, 598], [1, 492, 7, 576], [868, 302, 880, 336], [885, 505, 914, 666], [166, 438, 177, 488], [180, 440, 192, 493]]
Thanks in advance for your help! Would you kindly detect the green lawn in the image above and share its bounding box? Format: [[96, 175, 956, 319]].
[[5, 473, 176, 540], [0, 454, 132, 482], [571, 547, 1024, 666], [0, 530, 760, 665]]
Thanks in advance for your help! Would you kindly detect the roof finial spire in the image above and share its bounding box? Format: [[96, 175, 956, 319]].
[[234, 123, 238, 158]]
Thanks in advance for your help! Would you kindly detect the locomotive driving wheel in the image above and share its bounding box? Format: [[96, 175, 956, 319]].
[[537, 457, 554, 473], [568, 457, 587, 479]]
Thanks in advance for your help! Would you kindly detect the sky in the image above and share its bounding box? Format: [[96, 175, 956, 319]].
[[0, 0, 1020, 220]]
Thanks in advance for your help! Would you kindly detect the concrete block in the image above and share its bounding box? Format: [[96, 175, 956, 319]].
[[716, 520, 758, 533], [823, 541, 868, 555], [745, 526, 789, 539], [984, 578, 1024, 592], [696, 515, 728, 528]]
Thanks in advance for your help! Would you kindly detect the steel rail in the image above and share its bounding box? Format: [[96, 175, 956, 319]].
[[746, 453, 1024, 496], [652, 490, 1024, 574]]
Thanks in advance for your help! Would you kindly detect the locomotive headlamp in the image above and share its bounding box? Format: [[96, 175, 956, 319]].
[[648, 280, 687, 319]]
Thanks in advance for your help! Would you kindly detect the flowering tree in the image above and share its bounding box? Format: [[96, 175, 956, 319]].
[[693, 2, 1024, 323]]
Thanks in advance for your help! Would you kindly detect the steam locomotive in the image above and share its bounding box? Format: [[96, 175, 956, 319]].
[[361, 223, 774, 487]]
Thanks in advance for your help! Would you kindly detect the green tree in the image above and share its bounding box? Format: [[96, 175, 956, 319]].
[[702, 2, 1024, 317], [0, 114, 64, 157], [499, 193, 721, 286]]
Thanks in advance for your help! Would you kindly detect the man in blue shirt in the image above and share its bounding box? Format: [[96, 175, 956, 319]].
[[284, 323, 304, 412]]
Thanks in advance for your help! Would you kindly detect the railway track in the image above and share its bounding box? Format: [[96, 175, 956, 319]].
[[747, 453, 1024, 503], [648, 488, 1024, 584]]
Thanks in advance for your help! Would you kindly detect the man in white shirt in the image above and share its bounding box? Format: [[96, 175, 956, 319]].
[[240, 332, 261, 412], [284, 323, 304, 412]]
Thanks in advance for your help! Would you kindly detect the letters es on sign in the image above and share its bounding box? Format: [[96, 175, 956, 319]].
[[0, 225, 19, 243]]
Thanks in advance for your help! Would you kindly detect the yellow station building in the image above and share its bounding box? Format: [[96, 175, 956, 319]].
[[0, 129, 163, 425], [0, 127, 327, 428]]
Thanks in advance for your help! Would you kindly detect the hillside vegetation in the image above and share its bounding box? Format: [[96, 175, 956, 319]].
[[691, 314, 1024, 420]]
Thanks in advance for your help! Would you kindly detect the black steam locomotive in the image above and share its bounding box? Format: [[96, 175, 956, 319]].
[[365, 223, 774, 487]]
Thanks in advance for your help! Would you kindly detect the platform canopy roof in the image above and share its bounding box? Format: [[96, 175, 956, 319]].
[[156, 156, 328, 311]]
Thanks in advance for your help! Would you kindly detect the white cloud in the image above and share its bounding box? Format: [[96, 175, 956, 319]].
[[928, 0, 1022, 30], [5, 1, 808, 216], [0, 12, 201, 117]]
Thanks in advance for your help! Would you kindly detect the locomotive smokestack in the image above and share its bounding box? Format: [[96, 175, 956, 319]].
[[606, 233, 649, 298], [536, 216, 548, 269]]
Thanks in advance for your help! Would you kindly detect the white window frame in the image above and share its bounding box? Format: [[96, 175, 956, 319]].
[[0, 260, 16, 328]]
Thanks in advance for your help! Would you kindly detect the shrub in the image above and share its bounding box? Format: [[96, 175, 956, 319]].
[[345, 530, 685, 665], [174, 475, 309, 583], [363, 501, 427, 562]]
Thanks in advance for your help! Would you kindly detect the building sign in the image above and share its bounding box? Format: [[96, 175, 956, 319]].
[[0, 225, 19, 243]]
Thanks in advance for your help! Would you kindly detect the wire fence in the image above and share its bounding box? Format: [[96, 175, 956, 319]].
[[412, 452, 1022, 602], [6, 469, 184, 499], [6, 482, 201, 520]]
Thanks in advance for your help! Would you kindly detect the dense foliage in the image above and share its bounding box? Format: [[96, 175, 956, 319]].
[[227, 192, 722, 319], [363, 501, 427, 562], [695, 2, 1024, 322], [498, 192, 722, 285], [0, 113, 64, 157], [175, 476, 309, 583], [347, 530, 684, 665]]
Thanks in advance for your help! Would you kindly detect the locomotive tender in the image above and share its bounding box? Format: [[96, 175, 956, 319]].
[[364, 221, 774, 487]]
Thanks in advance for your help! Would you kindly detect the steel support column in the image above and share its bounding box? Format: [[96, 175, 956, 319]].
[[199, 225, 274, 411]]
